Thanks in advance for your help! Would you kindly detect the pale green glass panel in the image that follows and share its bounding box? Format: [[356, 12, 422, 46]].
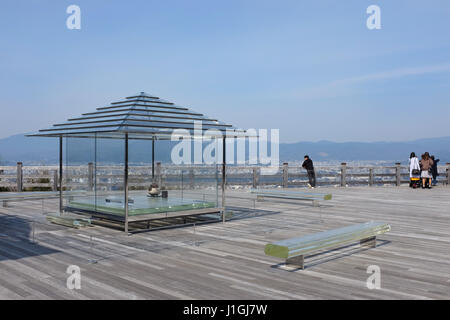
[[265, 222, 391, 259]]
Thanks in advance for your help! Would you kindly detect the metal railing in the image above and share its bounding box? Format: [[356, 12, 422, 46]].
[[1, 162, 449, 192]]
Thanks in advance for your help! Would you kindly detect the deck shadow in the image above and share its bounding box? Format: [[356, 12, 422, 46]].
[[270, 239, 391, 271], [226, 206, 326, 227], [225, 206, 282, 221], [0, 214, 59, 262]]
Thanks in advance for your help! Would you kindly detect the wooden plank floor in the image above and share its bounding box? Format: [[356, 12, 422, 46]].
[[0, 186, 449, 300]]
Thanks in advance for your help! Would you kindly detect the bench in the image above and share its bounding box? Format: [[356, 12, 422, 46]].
[[251, 189, 332, 207], [0, 191, 90, 208], [0, 192, 60, 207], [264, 221, 391, 269]]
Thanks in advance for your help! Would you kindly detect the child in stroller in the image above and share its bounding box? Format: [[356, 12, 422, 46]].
[[410, 176, 421, 189]]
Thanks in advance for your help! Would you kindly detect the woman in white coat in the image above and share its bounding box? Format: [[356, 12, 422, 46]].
[[409, 152, 420, 188]]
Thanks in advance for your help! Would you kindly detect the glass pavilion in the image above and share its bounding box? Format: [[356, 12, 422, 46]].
[[29, 92, 249, 233]]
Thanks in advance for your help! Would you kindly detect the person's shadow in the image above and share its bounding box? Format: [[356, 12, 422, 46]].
[[0, 214, 58, 261]]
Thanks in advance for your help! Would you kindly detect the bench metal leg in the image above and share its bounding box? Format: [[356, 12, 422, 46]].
[[286, 255, 305, 269], [2, 200, 8, 208], [360, 236, 376, 248]]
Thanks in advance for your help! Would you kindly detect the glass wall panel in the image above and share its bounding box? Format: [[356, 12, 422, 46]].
[[64, 136, 96, 213], [94, 135, 125, 216]]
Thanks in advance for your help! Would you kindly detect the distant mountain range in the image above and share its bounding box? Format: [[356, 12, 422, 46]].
[[0, 133, 449, 165]]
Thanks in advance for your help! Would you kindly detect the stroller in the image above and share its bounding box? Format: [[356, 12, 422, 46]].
[[410, 177, 421, 189], [410, 173, 430, 188], [409, 157, 421, 188]]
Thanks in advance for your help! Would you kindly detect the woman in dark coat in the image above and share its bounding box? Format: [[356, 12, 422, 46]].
[[430, 155, 440, 186]]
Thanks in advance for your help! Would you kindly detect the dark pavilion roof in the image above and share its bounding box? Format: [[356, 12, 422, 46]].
[[29, 92, 249, 140]]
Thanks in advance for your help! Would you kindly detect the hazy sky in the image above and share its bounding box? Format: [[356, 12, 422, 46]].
[[1, 0, 449, 143]]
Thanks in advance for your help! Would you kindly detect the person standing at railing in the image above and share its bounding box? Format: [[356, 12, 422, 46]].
[[430, 155, 440, 186], [302, 155, 316, 189], [409, 152, 421, 188], [420, 152, 434, 189]]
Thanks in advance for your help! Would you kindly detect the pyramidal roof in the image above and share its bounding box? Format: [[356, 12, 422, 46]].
[[29, 92, 248, 140]]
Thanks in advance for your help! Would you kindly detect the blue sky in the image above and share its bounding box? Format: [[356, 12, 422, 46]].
[[0, 0, 449, 142]]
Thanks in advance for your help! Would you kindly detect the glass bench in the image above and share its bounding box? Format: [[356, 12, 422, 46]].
[[251, 189, 332, 207], [264, 221, 391, 269]]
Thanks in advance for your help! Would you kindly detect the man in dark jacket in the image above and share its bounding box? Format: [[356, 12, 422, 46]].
[[431, 155, 440, 186], [302, 155, 316, 188]]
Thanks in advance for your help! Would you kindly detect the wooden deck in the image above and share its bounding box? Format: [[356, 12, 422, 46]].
[[0, 186, 449, 300]]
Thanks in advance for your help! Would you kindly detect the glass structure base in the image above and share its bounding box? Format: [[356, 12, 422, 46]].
[[68, 195, 216, 216]]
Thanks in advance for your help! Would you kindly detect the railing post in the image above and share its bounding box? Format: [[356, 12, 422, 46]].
[[340, 163, 347, 187], [395, 163, 401, 186], [88, 162, 94, 191], [252, 167, 260, 189], [369, 168, 374, 186], [282, 162, 289, 188], [17, 162, 23, 192], [53, 170, 58, 191], [156, 162, 162, 187], [447, 163, 450, 186]]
